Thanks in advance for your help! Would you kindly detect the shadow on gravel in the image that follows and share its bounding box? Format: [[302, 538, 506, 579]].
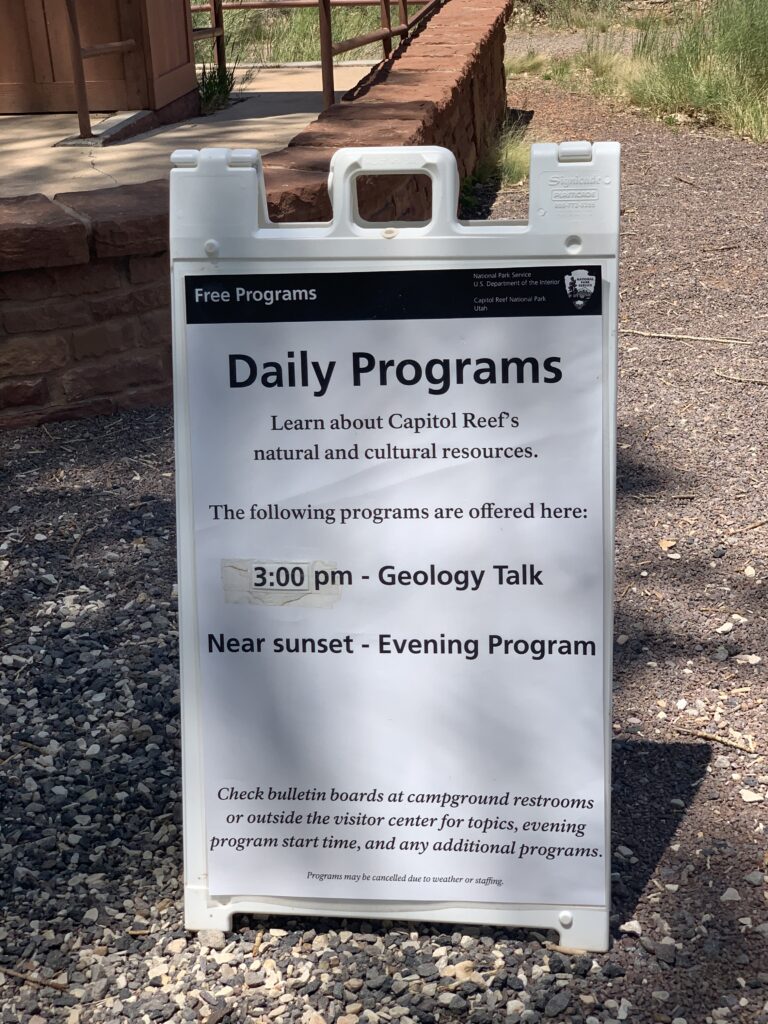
[[1, 412, 181, 953], [0, 413, 174, 480], [613, 541, 763, 671], [610, 739, 710, 924], [616, 444, 699, 499]]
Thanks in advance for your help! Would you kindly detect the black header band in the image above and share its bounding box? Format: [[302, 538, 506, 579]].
[[185, 266, 603, 325]]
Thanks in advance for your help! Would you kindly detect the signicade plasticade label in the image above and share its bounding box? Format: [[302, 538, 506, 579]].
[[185, 267, 603, 324], [183, 263, 608, 905]]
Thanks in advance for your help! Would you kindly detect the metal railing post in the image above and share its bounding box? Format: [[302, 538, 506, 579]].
[[317, 0, 335, 109], [380, 0, 392, 57], [212, 0, 227, 74], [190, 0, 432, 110], [398, 0, 409, 39], [64, 0, 93, 138]]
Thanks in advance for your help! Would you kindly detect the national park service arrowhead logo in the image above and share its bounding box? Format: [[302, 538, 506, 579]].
[[564, 269, 596, 309]]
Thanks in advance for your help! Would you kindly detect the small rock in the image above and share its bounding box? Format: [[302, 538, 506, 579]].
[[744, 871, 765, 886], [90, 978, 110, 1001], [652, 991, 670, 1002], [714, 755, 731, 768], [734, 654, 761, 665], [654, 942, 676, 965], [573, 957, 592, 977], [437, 993, 466, 1011], [198, 929, 226, 950], [544, 990, 571, 1017], [740, 790, 765, 803], [721, 888, 741, 902], [619, 919, 642, 936], [453, 961, 479, 983]]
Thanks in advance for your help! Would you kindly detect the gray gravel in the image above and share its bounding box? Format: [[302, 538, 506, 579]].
[[2, 50, 768, 1024]]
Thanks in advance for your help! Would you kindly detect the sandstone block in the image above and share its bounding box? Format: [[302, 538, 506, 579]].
[[139, 308, 172, 348], [37, 398, 115, 423], [55, 180, 169, 259], [265, 146, 336, 174], [128, 254, 170, 285], [288, 117, 424, 151], [60, 351, 165, 401], [52, 262, 125, 297], [69, 319, 140, 361], [0, 376, 48, 409], [87, 281, 170, 321], [116, 383, 173, 411], [263, 168, 332, 223], [3, 298, 91, 335], [0, 194, 89, 273], [0, 335, 69, 377], [0, 264, 124, 302], [318, 99, 435, 124]]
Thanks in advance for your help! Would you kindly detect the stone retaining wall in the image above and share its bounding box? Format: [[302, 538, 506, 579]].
[[0, 0, 513, 428]]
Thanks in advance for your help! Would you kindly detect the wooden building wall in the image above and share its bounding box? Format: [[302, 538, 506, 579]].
[[0, 0, 197, 113]]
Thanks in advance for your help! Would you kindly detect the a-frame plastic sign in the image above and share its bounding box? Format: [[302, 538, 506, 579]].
[[170, 143, 619, 952]]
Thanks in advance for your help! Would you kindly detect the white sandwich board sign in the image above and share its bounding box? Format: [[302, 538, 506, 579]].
[[170, 143, 620, 951]]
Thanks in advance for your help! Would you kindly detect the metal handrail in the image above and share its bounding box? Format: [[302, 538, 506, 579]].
[[190, 0, 433, 109]]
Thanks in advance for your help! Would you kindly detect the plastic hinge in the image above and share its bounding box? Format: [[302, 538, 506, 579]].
[[557, 141, 593, 163]]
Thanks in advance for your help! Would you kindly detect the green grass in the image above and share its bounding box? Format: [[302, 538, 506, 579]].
[[495, 127, 532, 186], [547, 30, 629, 88], [197, 61, 238, 113], [514, 0, 768, 142], [505, 50, 548, 76], [516, 0, 625, 30], [459, 121, 531, 217], [193, 6, 400, 65], [628, 0, 768, 140], [471, 123, 531, 189]]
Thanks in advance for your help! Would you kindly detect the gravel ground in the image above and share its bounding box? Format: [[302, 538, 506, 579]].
[[2, 50, 768, 1024]]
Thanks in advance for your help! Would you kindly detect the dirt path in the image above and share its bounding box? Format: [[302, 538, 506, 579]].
[[490, 65, 768, 1017]]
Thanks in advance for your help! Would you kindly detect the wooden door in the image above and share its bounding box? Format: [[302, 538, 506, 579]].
[[0, 0, 196, 114], [140, 0, 198, 109]]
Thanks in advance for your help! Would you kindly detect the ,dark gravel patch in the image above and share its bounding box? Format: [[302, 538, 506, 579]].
[[2, 57, 768, 1024]]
